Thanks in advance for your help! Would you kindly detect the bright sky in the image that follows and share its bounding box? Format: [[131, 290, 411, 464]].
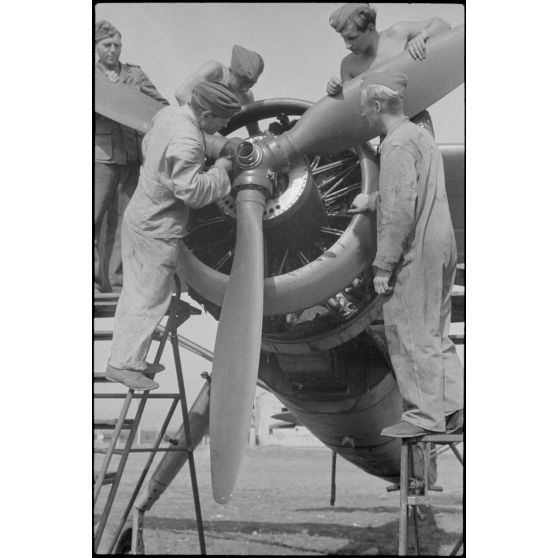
[[95, 2, 464, 142], [93, 2, 465, 427]]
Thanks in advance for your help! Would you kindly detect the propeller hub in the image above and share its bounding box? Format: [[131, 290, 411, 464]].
[[236, 140, 263, 169], [221, 137, 324, 232]]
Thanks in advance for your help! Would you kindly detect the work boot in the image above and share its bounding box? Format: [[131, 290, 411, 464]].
[[381, 421, 437, 438], [445, 409, 464, 433], [105, 364, 159, 391], [139, 362, 166, 375]]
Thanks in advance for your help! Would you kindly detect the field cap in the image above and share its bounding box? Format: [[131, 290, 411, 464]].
[[230, 45, 264, 83], [192, 81, 241, 118], [95, 20, 120, 43]]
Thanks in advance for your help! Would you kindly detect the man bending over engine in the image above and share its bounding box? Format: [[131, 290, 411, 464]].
[[106, 82, 241, 391], [349, 72, 463, 436]]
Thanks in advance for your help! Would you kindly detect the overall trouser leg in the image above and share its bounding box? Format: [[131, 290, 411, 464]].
[[109, 222, 178, 370], [440, 252, 464, 415], [383, 263, 446, 432]]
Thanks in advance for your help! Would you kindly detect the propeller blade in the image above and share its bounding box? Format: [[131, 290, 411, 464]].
[[95, 75, 165, 133], [280, 25, 464, 156], [210, 189, 266, 504]]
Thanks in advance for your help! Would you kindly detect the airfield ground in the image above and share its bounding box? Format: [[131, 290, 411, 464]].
[[95, 443, 462, 555]]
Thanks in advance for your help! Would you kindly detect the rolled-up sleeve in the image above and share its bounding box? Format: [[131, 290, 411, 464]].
[[166, 136, 231, 208], [373, 145, 417, 272]]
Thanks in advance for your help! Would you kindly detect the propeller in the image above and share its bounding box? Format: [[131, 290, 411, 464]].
[[209, 188, 267, 503], [95, 74, 165, 133]]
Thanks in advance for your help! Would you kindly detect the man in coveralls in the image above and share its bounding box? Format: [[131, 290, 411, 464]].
[[325, 3, 450, 137], [95, 20, 169, 293], [349, 71, 463, 436], [106, 82, 241, 391]]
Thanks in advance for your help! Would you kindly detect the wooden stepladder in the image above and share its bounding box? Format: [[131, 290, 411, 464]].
[[94, 275, 207, 554]]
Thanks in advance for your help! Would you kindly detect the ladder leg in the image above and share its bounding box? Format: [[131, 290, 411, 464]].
[[94, 390, 134, 505], [412, 505, 421, 555], [94, 387, 152, 552], [172, 326, 206, 554], [449, 533, 463, 556], [131, 508, 145, 554], [409, 444, 420, 555], [169, 274, 206, 554], [449, 443, 463, 465], [398, 441, 409, 556], [330, 450, 337, 506], [107, 397, 180, 554]]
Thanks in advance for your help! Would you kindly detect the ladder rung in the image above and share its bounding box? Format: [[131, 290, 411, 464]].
[[94, 297, 119, 318], [94, 418, 135, 430], [419, 434, 463, 443], [94, 330, 161, 341], [94, 330, 113, 341], [94, 471, 117, 486]]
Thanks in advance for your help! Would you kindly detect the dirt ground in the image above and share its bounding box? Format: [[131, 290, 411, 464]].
[[95, 444, 463, 555]]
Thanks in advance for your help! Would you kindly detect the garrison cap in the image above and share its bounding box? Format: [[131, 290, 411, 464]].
[[361, 71, 408, 96], [329, 3, 375, 32], [192, 81, 241, 118], [230, 45, 264, 83], [95, 20, 121, 43]]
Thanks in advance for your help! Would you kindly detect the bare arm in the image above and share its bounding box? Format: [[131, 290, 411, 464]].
[[393, 18, 451, 61], [175, 61, 225, 106], [396, 18, 451, 42]]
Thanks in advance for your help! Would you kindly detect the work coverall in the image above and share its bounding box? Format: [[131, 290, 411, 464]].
[[109, 105, 231, 371], [375, 118, 463, 432], [95, 62, 168, 293]]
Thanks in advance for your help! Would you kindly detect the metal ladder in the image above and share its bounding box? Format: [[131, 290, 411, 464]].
[[94, 275, 206, 554], [398, 433, 464, 556]]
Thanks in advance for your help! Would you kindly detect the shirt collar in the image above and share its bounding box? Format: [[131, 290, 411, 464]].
[[181, 104, 206, 149], [181, 104, 201, 130], [378, 116, 409, 153], [95, 61, 122, 82]]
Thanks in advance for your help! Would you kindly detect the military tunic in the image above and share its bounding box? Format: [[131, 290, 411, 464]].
[[109, 105, 231, 371], [94, 62, 168, 292], [375, 118, 463, 431]]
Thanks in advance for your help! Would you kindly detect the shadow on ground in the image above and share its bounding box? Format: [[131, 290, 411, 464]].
[[144, 506, 461, 555]]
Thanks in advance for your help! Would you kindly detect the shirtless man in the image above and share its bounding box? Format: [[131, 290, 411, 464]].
[[326, 3, 450, 135], [175, 44, 264, 108]]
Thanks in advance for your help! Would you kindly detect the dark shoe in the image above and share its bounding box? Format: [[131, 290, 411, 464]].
[[381, 421, 436, 438], [106, 365, 159, 391], [446, 409, 464, 433], [141, 362, 165, 375]]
